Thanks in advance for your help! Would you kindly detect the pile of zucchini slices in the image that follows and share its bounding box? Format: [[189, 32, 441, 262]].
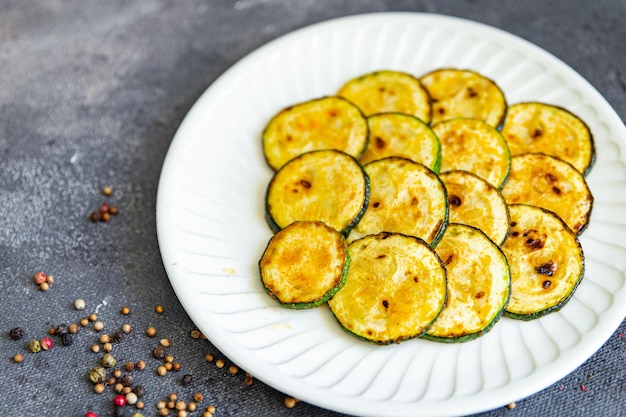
[[258, 68, 594, 344]]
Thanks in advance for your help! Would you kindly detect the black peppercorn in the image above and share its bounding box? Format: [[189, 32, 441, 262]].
[[133, 385, 146, 398], [9, 327, 24, 340], [111, 330, 124, 343], [120, 374, 134, 387], [55, 324, 68, 336], [153, 346, 166, 359], [114, 406, 126, 417], [60, 333, 74, 346], [181, 374, 193, 386]]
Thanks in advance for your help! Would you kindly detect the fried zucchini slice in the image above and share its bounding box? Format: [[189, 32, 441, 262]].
[[348, 157, 448, 246], [420, 68, 507, 127], [501, 102, 595, 176], [337, 70, 432, 123], [262, 96, 369, 170], [433, 118, 511, 189], [259, 221, 349, 309], [424, 224, 510, 342], [501, 204, 584, 320], [328, 232, 447, 344], [266, 150, 369, 236], [500, 153, 593, 235], [439, 170, 510, 246], [360, 112, 442, 171]]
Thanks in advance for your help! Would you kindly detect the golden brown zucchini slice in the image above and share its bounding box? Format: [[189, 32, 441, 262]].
[[348, 157, 448, 246], [432, 118, 511, 189], [420, 68, 507, 127], [424, 224, 510, 342], [328, 232, 447, 344], [360, 112, 442, 172], [501, 204, 584, 320], [500, 153, 593, 235], [265, 150, 369, 236], [259, 221, 349, 309], [337, 70, 432, 123], [262, 96, 369, 170], [501, 102, 595, 176], [439, 170, 510, 246]]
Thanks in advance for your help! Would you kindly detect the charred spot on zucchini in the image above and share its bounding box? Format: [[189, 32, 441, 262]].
[[439, 170, 510, 246], [337, 70, 432, 123], [501, 204, 584, 320], [360, 112, 442, 172], [259, 221, 349, 309], [423, 224, 510, 343], [420, 68, 507, 127], [265, 149, 369, 236], [501, 102, 595, 176], [433, 118, 511, 189], [262, 96, 369, 170], [500, 153, 593, 235], [328, 232, 447, 344], [347, 157, 448, 246]]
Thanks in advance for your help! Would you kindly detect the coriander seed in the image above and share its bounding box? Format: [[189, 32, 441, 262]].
[[46, 275, 54, 284], [94, 383, 105, 394], [228, 365, 238, 375], [136, 360, 146, 370], [109, 206, 119, 215], [156, 400, 166, 410], [68, 323, 79, 334], [193, 393, 203, 403], [13, 353, 23, 363], [28, 339, 41, 353], [178, 410, 188, 417], [165, 363, 172, 371], [39, 282, 49, 291], [112, 369, 122, 378], [120, 306, 130, 315], [206, 405, 216, 413], [160, 338, 171, 347], [121, 323, 132, 334], [190, 330, 201, 339], [159, 409, 169, 417], [175, 401, 186, 411], [164, 355, 174, 364], [157, 365, 167, 376], [93, 321, 104, 332], [114, 383, 124, 393], [101, 353, 117, 368], [107, 377, 117, 386], [204, 353, 213, 362], [99, 334, 111, 344], [91, 344, 101, 353], [135, 401, 144, 410], [122, 386, 132, 395], [102, 186, 113, 196], [169, 393, 178, 402], [89, 313, 97, 322], [172, 363, 181, 372], [103, 342, 112, 352], [146, 327, 157, 338], [80, 318, 89, 327], [155, 305, 164, 314], [284, 396, 297, 408], [9, 327, 24, 340], [215, 359, 224, 369], [187, 402, 197, 412]]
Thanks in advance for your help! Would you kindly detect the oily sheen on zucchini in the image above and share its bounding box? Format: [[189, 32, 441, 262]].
[[433, 118, 511, 189], [328, 232, 447, 344], [420, 68, 507, 127], [360, 112, 442, 171], [259, 221, 349, 309], [501, 102, 595, 176], [424, 224, 510, 343], [347, 157, 448, 246], [265, 149, 369, 236], [262, 96, 369, 170], [337, 70, 432, 123], [501, 153, 593, 235], [439, 170, 510, 246], [501, 204, 584, 320]]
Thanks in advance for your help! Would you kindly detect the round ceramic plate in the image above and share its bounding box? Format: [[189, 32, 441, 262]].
[[156, 12, 626, 417]]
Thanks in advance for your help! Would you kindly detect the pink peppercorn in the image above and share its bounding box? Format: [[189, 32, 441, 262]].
[[100, 203, 110, 214], [113, 394, 126, 407], [85, 412, 98, 417], [34, 271, 47, 284], [40, 337, 53, 351]]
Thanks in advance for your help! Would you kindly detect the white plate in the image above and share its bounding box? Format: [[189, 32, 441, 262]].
[[156, 12, 626, 417]]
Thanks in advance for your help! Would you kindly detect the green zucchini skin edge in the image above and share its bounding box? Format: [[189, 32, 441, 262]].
[[264, 150, 371, 238], [421, 224, 511, 343], [329, 232, 448, 345], [259, 246, 351, 310], [503, 205, 585, 321]]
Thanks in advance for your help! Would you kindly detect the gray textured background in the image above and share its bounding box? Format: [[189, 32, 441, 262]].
[[1, 1, 625, 416]]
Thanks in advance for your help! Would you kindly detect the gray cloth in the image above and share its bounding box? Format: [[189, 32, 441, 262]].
[[1, 1, 625, 416]]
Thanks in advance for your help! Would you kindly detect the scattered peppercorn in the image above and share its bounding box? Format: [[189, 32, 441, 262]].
[[112, 369, 122, 379], [126, 392, 138, 405], [74, 298, 86, 310], [187, 402, 197, 412], [135, 360, 146, 371], [9, 327, 24, 340], [160, 338, 171, 347], [85, 412, 98, 417], [94, 383, 105, 394], [111, 330, 124, 343], [55, 324, 68, 336], [215, 359, 224, 369], [172, 363, 181, 372], [91, 344, 101, 353], [283, 397, 297, 409], [190, 330, 201, 339], [114, 383, 124, 393], [113, 394, 126, 407], [165, 362, 173, 371], [156, 400, 167, 410], [80, 318, 90, 327], [28, 339, 41, 353], [89, 366, 107, 384], [135, 402, 144, 410], [109, 206, 119, 215], [193, 393, 203, 403], [133, 385, 146, 398], [228, 365, 238, 375], [68, 323, 79, 334], [103, 342, 113, 352], [120, 374, 134, 387], [146, 327, 157, 338], [101, 353, 117, 368], [181, 374, 193, 386], [122, 323, 132, 334], [46, 275, 54, 284], [155, 305, 164, 314], [93, 321, 104, 332], [125, 361, 134, 371], [99, 334, 110, 344], [157, 365, 167, 376], [204, 353, 213, 363], [39, 282, 50, 291], [102, 186, 113, 196], [153, 346, 166, 359], [13, 353, 23, 363], [120, 306, 130, 315], [89, 313, 97, 322], [244, 373, 254, 386], [61, 333, 74, 346], [34, 271, 47, 285]]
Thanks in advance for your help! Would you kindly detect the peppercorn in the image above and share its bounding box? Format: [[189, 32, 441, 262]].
[[111, 331, 124, 343], [114, 408, 125, 417], [89, 366, 107, 384], [103, 342, 112, 352], [158, 409, 169, 417], [165, 363, 172, 371], [9, 327, 24, 340], [90, 211, 102, 222], [167, 401, 175, 409], [101, 353, 117, 368], [146, 327, 157, 338], [133, 385, 146, 398], [114, 383, 124, 393], [93, 321, 104, 332], [74, 298, 86, 310], [28, 339, 41, 353], [160, 338, 171, 347], [13, 353, 23, 363], [122, 386, 132, 395], [91, 344, 101, 353], [193, 393, 203, 403], [157, 366, 167, 376], [120, 374, 134, 387], [181, 374, 193, 386], [113, 394, 126, 407], [85, 412, 98, 417], [99, 334, 110, 344], [89, 313, 97, 322], [39, 282, 50, 291], [284, 397, 297, 408], [153, 346, 166, 359], [34, 271, 47, 284], [107, 377, 116, 386], [101, 212, 111, 222], [204, 353, 213, 362], [507, 402, 516, 410], [68, 323, 79, 334], [94, 383, 105, 394], [121, 324, 132, 334], [187, 403, 197, 412], [135, 360, 146, 370], [124, 361, 134, 371], [46, 275, 54, 284], [215, 359, 224, 369], [113, 369, 122, 378], [175, 401, 186, 411], [102, 186, 113, 196], [54, 324, 68, 336], [110, 206, 119, 215], [81, 318, 90, 327], [125, 392, 138, 405], [156, 400, 167, 410], [190, 330, 201, 339], [155, 305, 164, 314], [61, 333, 74, 346], [165, 355, 174, 364], [206, 405, 216, 413], [228, 365, 238, 375], [135, 402, 144, 410], [120, 306, 130, 315], [172, 363, 181, 372], [244, 374, 254, 386]]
